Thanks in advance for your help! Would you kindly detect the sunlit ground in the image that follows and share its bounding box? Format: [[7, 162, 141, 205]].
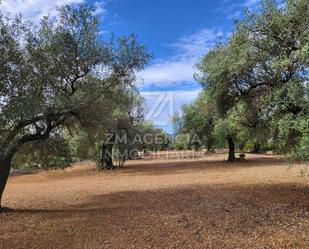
[[1, 152, 308, 249]]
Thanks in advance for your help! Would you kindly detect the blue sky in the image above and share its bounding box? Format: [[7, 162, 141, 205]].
[[1, 0, 260, 133]]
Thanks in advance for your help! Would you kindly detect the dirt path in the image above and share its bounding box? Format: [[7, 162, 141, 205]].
[[1, 154, 308, 248]]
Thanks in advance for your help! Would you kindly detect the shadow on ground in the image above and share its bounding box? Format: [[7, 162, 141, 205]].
[[41, 155, 284, 179], [1, 183, 308, 249], [120, 156, 284, 176]]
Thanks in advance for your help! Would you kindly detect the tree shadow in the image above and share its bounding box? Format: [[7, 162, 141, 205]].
[[1, 183, 308, 248], [3, 182, 308, 215], [120, 155, 284, 176], [8, 155, 284, 180]]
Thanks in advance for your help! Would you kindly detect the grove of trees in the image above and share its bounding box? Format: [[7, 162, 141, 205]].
[[1, 0, 308, 212], [176, 0, 309, 162]]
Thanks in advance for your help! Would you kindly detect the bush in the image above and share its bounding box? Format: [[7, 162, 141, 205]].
[[12, 136, 73, 170], [287, 117, 309, 162]]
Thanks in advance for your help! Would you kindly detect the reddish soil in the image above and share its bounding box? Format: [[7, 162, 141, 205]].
[[1, 153, 308, 249]]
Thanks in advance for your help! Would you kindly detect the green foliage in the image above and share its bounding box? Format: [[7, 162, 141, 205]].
[[68, 130, 96, 160], [173, 134, 190, 150], [195, 0, 309, 162], [12, 136, 72, 170], [131, 122, 172, 151], [174, 91, 216, 150], [0, 4, 150, 170], [213, 110, 241, 148], [172, 111, 183, 135], [277, 114, 309, 162]]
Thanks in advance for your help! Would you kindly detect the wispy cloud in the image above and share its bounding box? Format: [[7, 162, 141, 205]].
[[137, 28, 223, 90], [0, 0, 107, 22], [215, 0, 261, 20], [169, 29, 224, 59]]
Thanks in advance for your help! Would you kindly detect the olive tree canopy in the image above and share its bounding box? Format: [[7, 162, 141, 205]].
[[0, 5, 150, 210]]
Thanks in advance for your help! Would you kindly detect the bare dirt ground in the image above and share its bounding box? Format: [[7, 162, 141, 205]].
[[1, 153, 308, 249]]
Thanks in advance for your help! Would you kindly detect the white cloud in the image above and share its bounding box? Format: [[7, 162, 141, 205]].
[[137, 59, 195, 88], [137, 29, 223, 89], [92, 1, 107, 16], [215, 0, 261, 20], [0, 0, 107, 22], [169, 29, 223, 58]]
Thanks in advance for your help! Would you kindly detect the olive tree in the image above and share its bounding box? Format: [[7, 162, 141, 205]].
[[179, 91, 216, 151], [97, 87, 145, 170], [0, 5, 149, 211], [196, 0, 309, 161]]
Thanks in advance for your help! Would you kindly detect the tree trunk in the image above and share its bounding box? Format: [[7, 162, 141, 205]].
[[227, 136, 235, 162], [253, 142, 260, 153], [0, 156, 12, 212], [98, 134, 115, 170], [206, 140, 212, 152]]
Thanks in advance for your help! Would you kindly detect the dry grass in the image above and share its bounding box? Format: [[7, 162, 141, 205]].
[[1, 153, 308, 249]]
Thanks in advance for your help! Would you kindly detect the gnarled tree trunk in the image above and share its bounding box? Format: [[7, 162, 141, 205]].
[[253, 142, 261, 153], [98, 134, 115, 170], [99, 143, 114, 170], [227, 135, 235, 162], [0, 155, 12, 212]]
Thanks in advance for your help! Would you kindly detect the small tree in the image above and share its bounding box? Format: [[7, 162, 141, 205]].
[[196, 44, 239, 161], [96, 87, 145, 170], [181, 91, 216, 151]]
